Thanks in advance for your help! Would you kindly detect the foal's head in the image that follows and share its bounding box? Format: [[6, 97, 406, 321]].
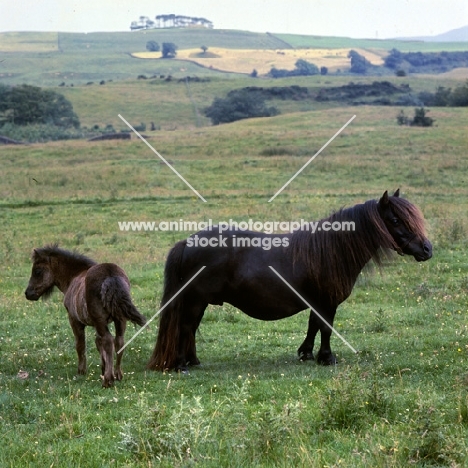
[[24, 245, 96, 301], [25, 248, 57, 301], [378, 189, 432, 262]]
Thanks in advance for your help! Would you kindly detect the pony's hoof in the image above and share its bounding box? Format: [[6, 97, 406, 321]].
[[299, 352, 314, 361], [317, 352, 338, 366], [115, 370, 123, 381], [175, 364, 190, 374], [77, 367, 87, 375]]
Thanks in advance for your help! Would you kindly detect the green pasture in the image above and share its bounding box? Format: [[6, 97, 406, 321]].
[[1, 94, 468, 466], [2, 29, 468, 86], [276, 33, 468, 53], [54, 73, 468, 132], [1, 28, 468, 467]]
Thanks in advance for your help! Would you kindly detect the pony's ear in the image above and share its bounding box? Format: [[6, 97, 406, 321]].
[[379, 190, 390, 207], [32, 248, 41, 261], [393, 188, 400, 197]]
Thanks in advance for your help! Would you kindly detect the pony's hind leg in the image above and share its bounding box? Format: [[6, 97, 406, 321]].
[[68, 316, 87, 374], [94, 322, 116, 387], [176, 301, 207, 371], [113, 319, 127, 381]]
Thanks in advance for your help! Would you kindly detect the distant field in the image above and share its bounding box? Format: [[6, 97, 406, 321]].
[[134, 47, 385, 74], [2, 29, 468, 86], [0, 31, 58, 52], [55, 29, 287, 52], [276, 33, 468, 52]]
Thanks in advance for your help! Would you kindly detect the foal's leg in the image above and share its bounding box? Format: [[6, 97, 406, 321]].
[[67, 315, 87, 375], [94, 321, 116, 388], [298, 310, 320, 361], [114, 319, 126, 381]]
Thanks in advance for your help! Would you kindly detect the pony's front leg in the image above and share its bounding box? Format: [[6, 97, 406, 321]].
[[298, 310, 320, 361], [114, 319, 126, 381], [316, 307, 338, 366], [68, 315, 87, 375], [95, 323, 115, 388]]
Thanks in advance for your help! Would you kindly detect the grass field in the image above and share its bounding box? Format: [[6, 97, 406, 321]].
[[2, 29, 468, 86], [2, 101, 468, 466], [1, 28, 468, 467], [134, 47, 385, 74]]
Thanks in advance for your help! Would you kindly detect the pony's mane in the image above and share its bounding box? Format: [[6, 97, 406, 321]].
[[290, 196, 425, 304], [33, 244, 97, 269], [388, 196, 427, 240]]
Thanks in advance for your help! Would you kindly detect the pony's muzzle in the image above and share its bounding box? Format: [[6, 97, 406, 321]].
[[415, 239, 432, 262], [422, 239, 433, 260], [25, 288, 40, 301]]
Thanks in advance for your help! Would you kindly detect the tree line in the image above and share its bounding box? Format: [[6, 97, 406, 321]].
[[131, 14, 213, 31], [384, 49, 468, 74], [0, 84, 79, 128]]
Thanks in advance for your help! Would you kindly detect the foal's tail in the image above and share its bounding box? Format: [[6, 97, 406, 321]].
[[147, 240, 187, 371], [101, 276, 147, 327]]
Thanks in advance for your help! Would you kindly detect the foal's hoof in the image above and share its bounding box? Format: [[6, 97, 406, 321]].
[[316, 352, 338, 366], [101, 375, 115, 388]]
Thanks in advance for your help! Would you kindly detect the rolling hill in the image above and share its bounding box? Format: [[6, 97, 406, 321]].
[[2, 29, 468, 86]]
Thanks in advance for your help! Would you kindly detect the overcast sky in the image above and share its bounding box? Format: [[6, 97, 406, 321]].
[[0, 0, 467, 39]]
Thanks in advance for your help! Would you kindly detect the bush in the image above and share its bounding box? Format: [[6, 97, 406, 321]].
[[397, 108, 434, 127], [162, 42, 177, 58], [146, 40, 160, 52], [204, 90, 279, 125], [449, 81, 468, 106], [0, 84, 79, 128], [412, 107, 434, 126], [268, 59, 319, 78], [348, 50, 372, 74]]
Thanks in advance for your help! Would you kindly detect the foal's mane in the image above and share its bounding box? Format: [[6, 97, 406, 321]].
[[33, 244, 97, 270], [290, 195, 425, 304]]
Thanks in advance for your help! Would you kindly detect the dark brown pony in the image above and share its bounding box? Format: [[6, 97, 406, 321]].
[[25, 245, 147, 387], [148, 190, 432, 372]]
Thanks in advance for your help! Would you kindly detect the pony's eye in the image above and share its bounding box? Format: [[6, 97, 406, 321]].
[[33, 268, 43, 276], [391, 218, 400, 226]]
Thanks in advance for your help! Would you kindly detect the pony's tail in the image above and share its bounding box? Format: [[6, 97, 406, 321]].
[[147, 240, 186, 371], [101, 276, 147, 327]]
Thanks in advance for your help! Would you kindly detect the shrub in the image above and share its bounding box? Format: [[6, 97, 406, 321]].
[[348, 50, 372, 74], [397, 108, 434, 127], [162, 42, 177, 58], [0, 84, 79, 128], [268, 59, 319, 78], [146, 40, 160, 52], [204, 90, 279, 125], [412, 107, 434, 126], [449, 81, 468, 106]]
